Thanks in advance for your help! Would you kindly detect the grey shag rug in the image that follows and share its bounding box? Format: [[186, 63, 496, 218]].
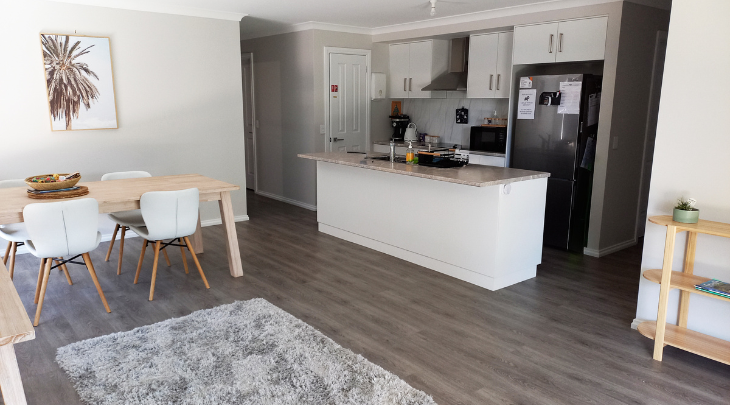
[[56, 299, 436, 405]]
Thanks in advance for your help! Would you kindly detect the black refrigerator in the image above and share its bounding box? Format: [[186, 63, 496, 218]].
[[511, 74, 601, 252]]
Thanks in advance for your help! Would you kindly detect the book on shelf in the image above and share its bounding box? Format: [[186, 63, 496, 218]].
[[695, 279, 730, 299]]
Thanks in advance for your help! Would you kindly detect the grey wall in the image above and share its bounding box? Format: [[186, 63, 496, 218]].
[[241, 31, 317, 208], [636, 0, 730, 340], [241, 30, 376, 209], [594, 2, 671, 251], [0, 1, 247, 231]]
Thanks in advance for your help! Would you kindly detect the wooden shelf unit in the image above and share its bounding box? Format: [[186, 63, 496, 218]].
[[640, 216, 730, 364]]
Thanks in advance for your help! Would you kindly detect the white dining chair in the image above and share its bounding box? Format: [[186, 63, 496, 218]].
[[130, 188, 209, 301], [0, 179, 72, 283], [101, 171, 153, 275], [23, 198, 111, 326]]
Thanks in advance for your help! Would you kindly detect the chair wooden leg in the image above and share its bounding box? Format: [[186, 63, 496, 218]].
[[34, 258, 46, 304], [184, 236, 210, 289], [34, 259, 53, 326], [7, 242, 17, 281], [2, 241, 11, 265], [82, 253, 111, 313], [105, 224, 120, 262], [117, 226, 126, 275], [149, 241, 161, 301], [55, 258, 73, 285], [180, 238, 189, 274], [162, 246, 172, 267], [134, 240, 148, 284]]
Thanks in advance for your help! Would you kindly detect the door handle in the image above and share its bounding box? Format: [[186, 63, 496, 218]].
[[489, 74, 493, 90], [330, 137, 344, 142], [496, 74, 501, 90], [559, 33, 563, 52], [409, 78, 412, 91], [404, 78, 407, 92], [549, 34, 554, 53]]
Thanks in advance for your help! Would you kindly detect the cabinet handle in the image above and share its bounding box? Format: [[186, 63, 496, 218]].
[[409, 78, 412, 91], [489, 74, 494, 90], [496, 74, 501, 90], [559, 33, 564, 52], [404, 78, 407, 92], [549, 34, 554, 53]]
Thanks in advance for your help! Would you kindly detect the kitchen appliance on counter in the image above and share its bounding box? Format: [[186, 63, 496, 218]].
[[469, 125, 507, 154], [511, 74, 602, 252], [390, 114, 410, 141], [404, 123, 418, 142]]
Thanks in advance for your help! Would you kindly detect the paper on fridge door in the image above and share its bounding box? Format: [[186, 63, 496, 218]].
[[517, 89, 537, 119], [558, 81, 582, 114], [587, 92, 601, 126]]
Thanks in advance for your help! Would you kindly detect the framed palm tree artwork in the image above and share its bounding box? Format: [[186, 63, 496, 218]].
[[40, 34, 118, 131]]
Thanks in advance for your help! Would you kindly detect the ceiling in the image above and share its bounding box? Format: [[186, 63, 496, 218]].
[[47, 0, 672, 39]]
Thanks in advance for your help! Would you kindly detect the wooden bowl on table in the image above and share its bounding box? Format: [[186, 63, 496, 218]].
[[25, 173, 81, 191]]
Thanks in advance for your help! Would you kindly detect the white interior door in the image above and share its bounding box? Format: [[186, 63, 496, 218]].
[[329, 53, 368, 152], [242, 53, 256, 190]]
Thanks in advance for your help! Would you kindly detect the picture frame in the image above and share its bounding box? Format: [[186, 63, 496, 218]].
[[40, 33, 119, 131], [390, 101, 403, 116]]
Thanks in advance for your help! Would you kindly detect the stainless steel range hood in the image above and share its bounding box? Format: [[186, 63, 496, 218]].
[[422, 37, 469, 91]]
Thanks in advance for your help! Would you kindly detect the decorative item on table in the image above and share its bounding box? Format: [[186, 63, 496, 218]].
[[40, 34, 118, 131], [695, 279, 730, 299], [25, 172, 81, 191], [673, 197, 699, 223], [456, 106, 469, 124]]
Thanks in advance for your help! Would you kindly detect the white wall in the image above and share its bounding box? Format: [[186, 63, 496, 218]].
[[0, 1, 247, 235], [635, 0, 730, 340]]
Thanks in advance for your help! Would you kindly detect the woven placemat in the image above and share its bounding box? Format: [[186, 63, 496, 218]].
[[27, 186, 89, 200]]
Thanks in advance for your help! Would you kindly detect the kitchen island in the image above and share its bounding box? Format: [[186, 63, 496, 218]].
[[298, 152, 550, 290]]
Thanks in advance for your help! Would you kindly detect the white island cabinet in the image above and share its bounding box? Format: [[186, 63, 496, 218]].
[[299, 152, 550, 291]]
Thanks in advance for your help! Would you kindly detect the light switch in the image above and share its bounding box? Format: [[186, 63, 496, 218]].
[[612, 136, 619, 150], [320, 124, 326, 134]]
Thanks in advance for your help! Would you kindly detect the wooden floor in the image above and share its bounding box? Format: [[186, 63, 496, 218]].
[[3, 191, 728, 405]]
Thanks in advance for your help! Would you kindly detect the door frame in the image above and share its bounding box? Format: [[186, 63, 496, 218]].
[[241, 51, 258, 192], [323, 47, 371, 152]]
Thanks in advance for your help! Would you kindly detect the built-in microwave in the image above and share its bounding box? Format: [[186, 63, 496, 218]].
[[469, 126, 507, 154]]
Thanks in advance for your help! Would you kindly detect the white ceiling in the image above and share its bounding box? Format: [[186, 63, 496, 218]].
[[47, 0, 672, 39]]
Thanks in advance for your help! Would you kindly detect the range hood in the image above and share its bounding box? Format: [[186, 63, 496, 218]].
[[422, 37, 469, 91]]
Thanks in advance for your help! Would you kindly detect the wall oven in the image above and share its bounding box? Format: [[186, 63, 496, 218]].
[[469, 126, 507, 154]]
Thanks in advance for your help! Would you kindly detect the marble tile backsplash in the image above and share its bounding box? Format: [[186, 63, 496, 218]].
[[402, 98, 509, 146]]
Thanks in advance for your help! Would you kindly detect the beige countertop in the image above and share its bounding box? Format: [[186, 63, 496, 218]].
[[372, 141, 505, 157], [298, 152, 549, 187]]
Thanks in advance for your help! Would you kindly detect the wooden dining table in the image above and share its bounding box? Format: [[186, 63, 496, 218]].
[[0, 259, 35, 405], [0, 174, 243, 277]]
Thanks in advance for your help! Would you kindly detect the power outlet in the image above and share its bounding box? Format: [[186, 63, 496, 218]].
[[320, 124, 326, 134]]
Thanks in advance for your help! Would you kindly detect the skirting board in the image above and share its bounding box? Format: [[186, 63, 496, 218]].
[[319, 223, 536, 291], [631, 318, 648, 330], [256, 190, 317, 211], [584, 238, 638, 258], [12, 215, 249, 256]]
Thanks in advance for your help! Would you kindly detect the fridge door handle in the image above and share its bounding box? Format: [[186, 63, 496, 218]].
[[549, 34, 554, 53]]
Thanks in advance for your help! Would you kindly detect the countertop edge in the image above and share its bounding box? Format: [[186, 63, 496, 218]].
[[298, 154, 549, 187]]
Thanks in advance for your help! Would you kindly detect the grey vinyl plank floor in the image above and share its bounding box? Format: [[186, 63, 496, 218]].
[[3, 190, 728, 405]]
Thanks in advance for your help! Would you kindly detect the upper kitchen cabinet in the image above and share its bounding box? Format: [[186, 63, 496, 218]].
[[513, 17, 608, 65], [467, 32, 513, 99], [388, 40, 448, 99]]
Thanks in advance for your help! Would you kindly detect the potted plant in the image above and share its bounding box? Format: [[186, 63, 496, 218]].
[[673, 197, 699, 224]]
